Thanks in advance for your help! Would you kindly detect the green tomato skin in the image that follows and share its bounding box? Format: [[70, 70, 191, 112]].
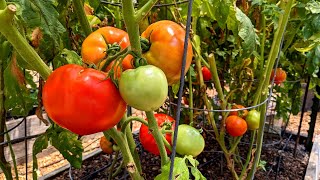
[[246, 110, 261, 130], [174, 124, 205, 157], [119, 65, 168, 111]]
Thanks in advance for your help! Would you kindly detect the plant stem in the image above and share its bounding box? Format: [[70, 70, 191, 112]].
[[0, 5, 51, 80], [122, 0, 142, 55], [108, 150, 120, 180], [259, 9, 266, 73], [0, 41, 13, 180], [104, 128, 143, 179], [252, 0, 293, 106], [239, 131, 256, 179], [249, 1, 295, 178], [145, 111, 169, 167], [124, 121, 142, 173], [73, 0, 92, 36], [188, 70, 194, 125], [4, 125, 18, 180], [121, 116, 148, 133], [135, 0, 158, 22]]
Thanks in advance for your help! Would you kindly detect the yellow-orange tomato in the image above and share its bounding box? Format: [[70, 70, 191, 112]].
[[81, 26, 133, 70], [141, 20, 193, 85], [229, 104, 248, 118], [225, 115, 247, 137], [270, 68, 287, 85], [99, 136, 113, 154]]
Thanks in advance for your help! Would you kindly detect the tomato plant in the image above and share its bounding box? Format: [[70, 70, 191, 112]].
[[139, 114, 175, 155], [225, 116, 247, 137], [42, 64, 126, 135], [141, 20, 193, 85], [119, 65, 168, 111], [201, 66, 212, 81], [246, 110, 260, 130], [270, 68, 287, 85], [229, 104, 248, 118], [81, 26, 133, 70], [174, 124, 205, 157], [100, 136, 114, 154]]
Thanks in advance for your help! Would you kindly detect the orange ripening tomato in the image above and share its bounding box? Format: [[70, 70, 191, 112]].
[[42, 64, 126, 135], [100, 136, 113, 154], [81, 26, 133, 70], [141, 20, 193, 85], [229, 104, 248, 118], [225, 115, 247, 137], [270, 68, 287, 85]]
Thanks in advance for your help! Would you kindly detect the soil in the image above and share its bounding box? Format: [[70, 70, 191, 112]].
[[50, 128, 309, 180]]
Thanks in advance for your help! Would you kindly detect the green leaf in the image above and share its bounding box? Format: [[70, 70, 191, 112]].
[[191, 167, 207, 180], [226, 5, 238, 35], [211, 0, 231, 28], [52, 49, 83, 69], [11, 0, 65, 46], [155, 157, 189, 180], [50, 129, 83, 168], [235, 7, 259, 58], [32, 134, 48, 179], [306, 1, 320, 14]]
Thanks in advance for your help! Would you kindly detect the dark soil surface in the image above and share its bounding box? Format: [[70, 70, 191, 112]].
[[50, 129, 309, 180]]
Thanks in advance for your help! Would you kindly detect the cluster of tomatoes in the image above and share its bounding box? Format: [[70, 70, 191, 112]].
[[225, 105, 261, 137], [42, 20, 206, 157]]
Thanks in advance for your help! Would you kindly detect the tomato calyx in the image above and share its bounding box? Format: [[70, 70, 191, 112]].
[[140, 37, 150, 52], [106, 43, 121, 56]]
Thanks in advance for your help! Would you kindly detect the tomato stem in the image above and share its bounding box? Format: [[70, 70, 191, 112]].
[[121, 0, 142, 55], [100, 47, 131, 71], [104, 128, 143, 179], [249, 0, 295, 178], [188, 69, 194, 126], [239, 131, 256, 179], [0, 5, 52, 80], [145, 111, 169, 167], [73, 0, 92, 37], [0, 0, 5, 9], [135, 0, 158, 23], [120, 116, 148, 134], [161, 134, 172, 152]]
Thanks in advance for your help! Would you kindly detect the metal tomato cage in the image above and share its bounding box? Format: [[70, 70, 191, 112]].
[[0, 1, 317, 180]]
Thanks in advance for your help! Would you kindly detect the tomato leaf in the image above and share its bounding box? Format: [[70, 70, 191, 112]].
[[235, 7, 259, 58], [191, 167, 207, 180], [155, 157, 189, 180], [49, 127, 83, 169], [4, 60, 36, 116], [52, 49, 83, 69], [32, 134, 48, 180]]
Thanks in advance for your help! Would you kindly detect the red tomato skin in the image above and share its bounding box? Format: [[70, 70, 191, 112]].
[[225, 115, 248, 137], [201, 66, 212, 81], [139, 114, 175, 155], [81, 26, 133, 70], [42, 64, 126, 135], [270, 68, 287, 85]]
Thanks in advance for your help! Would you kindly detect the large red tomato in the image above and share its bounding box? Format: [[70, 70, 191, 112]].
[[139, 114, 175, 155], [81, 26, 133, 70], [141, 20, 193, 85], [42, 64, 126, 135], [229, 104, 248, 118]]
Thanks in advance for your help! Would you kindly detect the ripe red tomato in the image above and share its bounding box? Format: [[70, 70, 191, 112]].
[[229, 104, 248, 118], [141, 20, 193, 85], [270, 68, 287, 85], [201, 66, 212, 81], [81, 26, 133, 71], [42, 64, 126, 135], [246, 110, 260, 130], [139, 114, 175, 155], [225, 115, 247, 137], [100, 136, 113, 154]]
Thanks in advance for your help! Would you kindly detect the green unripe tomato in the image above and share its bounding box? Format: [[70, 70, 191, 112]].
[[246, 110, 261, 130], [119, 65, 168, 111], [173, 124, 205, 157]]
